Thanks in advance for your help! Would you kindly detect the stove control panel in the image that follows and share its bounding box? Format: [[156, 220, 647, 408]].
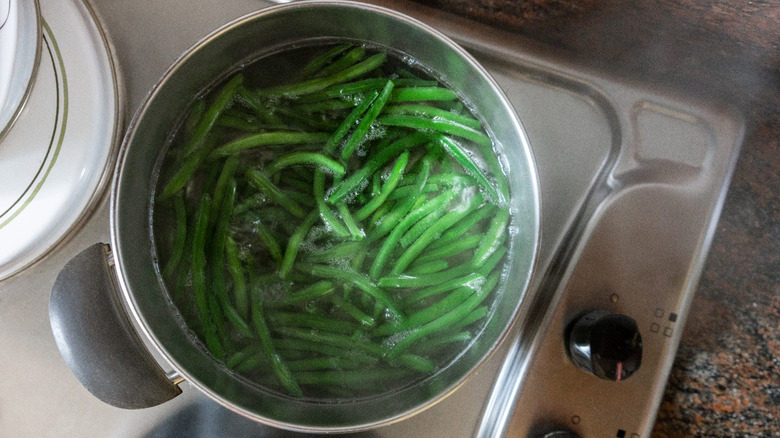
[[475, 89, 742, 437]]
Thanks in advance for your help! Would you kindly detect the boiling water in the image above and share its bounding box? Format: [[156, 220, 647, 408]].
[[150, 41, 514, 400]]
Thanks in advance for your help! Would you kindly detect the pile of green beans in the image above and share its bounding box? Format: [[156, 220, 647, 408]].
[[153, 42, 511, 399]]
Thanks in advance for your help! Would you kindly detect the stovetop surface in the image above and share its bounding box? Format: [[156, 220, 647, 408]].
[[0, 0, 742, 437]]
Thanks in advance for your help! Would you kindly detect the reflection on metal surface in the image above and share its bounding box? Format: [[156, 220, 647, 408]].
[[142, 397, 379, 438]]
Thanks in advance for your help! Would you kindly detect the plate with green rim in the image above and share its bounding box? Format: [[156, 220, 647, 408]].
[[0, 0, 121, 280]]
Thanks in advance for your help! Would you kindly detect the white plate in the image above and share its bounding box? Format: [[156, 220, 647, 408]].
[[0, 0, 41, 139], [0, 0, 121, 280]]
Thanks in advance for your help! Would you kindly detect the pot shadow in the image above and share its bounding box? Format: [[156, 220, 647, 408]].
[[142, 397, 379, 438]]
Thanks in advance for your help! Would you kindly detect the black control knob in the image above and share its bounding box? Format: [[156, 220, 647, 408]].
[[568, 309, 642, 381]]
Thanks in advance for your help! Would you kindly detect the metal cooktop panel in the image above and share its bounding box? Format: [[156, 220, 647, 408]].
[[0, 0, 742, 437]]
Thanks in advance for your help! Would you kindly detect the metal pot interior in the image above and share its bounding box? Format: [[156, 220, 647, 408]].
[[111, 1, 539, 432]]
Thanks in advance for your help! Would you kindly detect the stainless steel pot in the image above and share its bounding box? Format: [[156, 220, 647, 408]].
[[49, 1, 540, 432]]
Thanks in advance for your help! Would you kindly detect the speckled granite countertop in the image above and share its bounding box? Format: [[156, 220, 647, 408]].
[[411, 0, 780, 436]]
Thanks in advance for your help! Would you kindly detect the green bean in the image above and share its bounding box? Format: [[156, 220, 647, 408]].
[[386, 183, 439, 200], [322, 90, 379, 154], [302, 241, 362, 262], [298, 77, 436, 103], [374, 278, 480, 336], [237, 87, 287, 129], [210, 131, 331, 158], [415, 233, 483, 265], [299, 43, 352, 78], [371, 173, 382, 198], [382, 104, 482, 129], [327, 132, 429, 204], [293, 98, 360, 114], [273, 338, 378, 365], [336, 201, 364, 240], [378, 239, 505, 291], [258, 53, 387, 97], [379, 113, 492, 148], [369, 198, 395, 230], [314, 46, 366, 78], [227, 344, 262, 369], [378, 263, 473, 289], [265, 152, 346, 177], [446, 305, 490, 333], [191, 195, 223, 358], [298, 263, 403, 320], [390, 353, 435, 373], [183, 73, 244, 157], [417, 331, 472, 350], [399, 201, 447, 248], [407, 259, 449, 276], [473, 207, 510, 267], [282, 280, 336, 305], [160, 195, 187, 278], [427, 173, 478, 188], [274, 325, 384, 357], [255, 219, 284, 264], [433, 133, 500, 203], [209, 178, 239, 349], [231, 352, 271, 374], [354, 150, 409, 221], [221, 299, 254, 339], [386, 272, 498, 358], [211, 157, 240, 226], [273, 326, 433, 373], [267, 311, 356, 335], [217, 113, 263, 132], [367, 153, 433, 241], [370, 190, 456, 279], [427, 203, 497, 251], [222, 106, 260, 122], [340, 79, 395, 162], [250, 289, 303, 397], [285, 356, 365, 372], [312, 170, 351, 238], [279, 210, 320, 279], [330, 294, 376, 327], [159, 132, 217, 200], [405, 272, 485, 305], [183, 98, 205, 139], [206, 292, 230, 354], [390, 190, 484, 275], [474, 241, 508, 274], [389, 86, 458, 102], [211, 178, 236, 288], [225, 236, 249, 319], [246, 169, 307, 219]]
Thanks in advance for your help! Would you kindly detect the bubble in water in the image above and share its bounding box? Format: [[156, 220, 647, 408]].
[[464, 275, 486, 291]]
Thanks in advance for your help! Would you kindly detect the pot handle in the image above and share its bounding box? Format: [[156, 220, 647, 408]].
[[49, 243, 182, 409]]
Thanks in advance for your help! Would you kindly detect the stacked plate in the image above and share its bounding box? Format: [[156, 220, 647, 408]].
[[0, 0, 121, 280], [0, 0, 40, 139]]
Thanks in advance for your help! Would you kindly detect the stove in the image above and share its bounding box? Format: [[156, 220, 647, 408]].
[[0, 0, 742, 437]]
